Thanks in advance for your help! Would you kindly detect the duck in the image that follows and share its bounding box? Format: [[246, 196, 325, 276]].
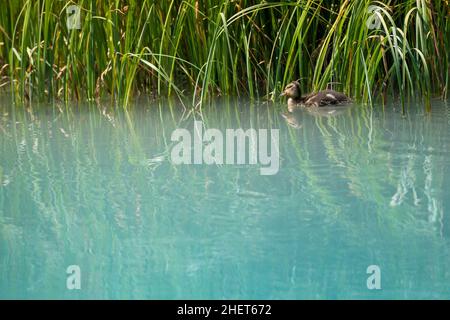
[[280, 80, 351, 112]]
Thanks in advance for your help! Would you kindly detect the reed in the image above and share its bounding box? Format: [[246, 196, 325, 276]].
[[0, 0, 448, 108]]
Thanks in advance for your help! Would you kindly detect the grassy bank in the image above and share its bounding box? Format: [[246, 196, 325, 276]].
[[0, 0, 449, 108]]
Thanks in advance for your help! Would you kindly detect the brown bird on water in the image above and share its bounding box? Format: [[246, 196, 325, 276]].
[[280, 80, 351, 112]]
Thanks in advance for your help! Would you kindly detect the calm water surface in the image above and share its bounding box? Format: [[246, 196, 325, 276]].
[[1, 97, 450, 299]]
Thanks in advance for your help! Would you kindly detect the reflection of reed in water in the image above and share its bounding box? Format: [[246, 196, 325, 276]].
[[1, 99, 450, 298], [282, 102, 450, 235]]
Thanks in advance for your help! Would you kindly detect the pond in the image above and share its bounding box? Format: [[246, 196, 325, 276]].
[[0, 97, 450, 299]]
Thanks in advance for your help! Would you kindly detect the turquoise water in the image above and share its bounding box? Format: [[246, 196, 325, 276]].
[[1, 97, 450, 299]]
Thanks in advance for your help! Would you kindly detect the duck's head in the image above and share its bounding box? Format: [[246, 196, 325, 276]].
[[280, 81, 301, 99]]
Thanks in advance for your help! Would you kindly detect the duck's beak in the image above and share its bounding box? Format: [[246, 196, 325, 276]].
[[279, 91, 286, 97]]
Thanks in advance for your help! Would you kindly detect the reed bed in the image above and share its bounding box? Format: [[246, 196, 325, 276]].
[[0, 0, 449, 108]]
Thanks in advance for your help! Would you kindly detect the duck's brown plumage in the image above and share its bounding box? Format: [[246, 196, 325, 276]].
[[281, 81, 351, 112]]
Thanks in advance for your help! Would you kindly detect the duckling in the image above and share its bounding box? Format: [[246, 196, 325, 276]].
[[280, 81, 351, 112]]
